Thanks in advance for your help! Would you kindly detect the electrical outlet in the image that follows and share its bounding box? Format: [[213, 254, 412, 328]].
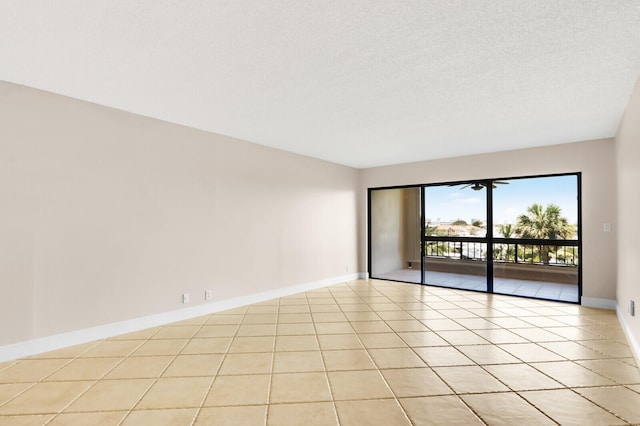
[[205, 290, 212, 300], [182, 293, 190, 304]]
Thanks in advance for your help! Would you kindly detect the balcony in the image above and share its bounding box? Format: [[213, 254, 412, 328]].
[[375, 239, 580, 303]]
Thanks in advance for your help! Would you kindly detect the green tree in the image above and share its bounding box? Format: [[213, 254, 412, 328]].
[[452, 219, 468, 226], [515, 203, 572, 264], [425, 222, 449, 256], [425, 222, 438, 236], [495, 224, 516, 261], [425, 222, 448, 237], [499, 223, 514, 238], [471, 219, 484, 228]]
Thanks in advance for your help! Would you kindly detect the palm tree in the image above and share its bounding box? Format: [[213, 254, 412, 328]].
[[495, 224, 516, 261], [499, 223, 514, 238], [515, 203, 572, 264]]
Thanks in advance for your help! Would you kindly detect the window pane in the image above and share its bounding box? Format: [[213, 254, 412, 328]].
[[425, 184, 487, 238], [492, 175, 578, 240], [491, 175, 579, 302], [423, 185, 487, 292]]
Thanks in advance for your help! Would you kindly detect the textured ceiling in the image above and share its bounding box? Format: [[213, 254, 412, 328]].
[[1, 1, 640, 168]]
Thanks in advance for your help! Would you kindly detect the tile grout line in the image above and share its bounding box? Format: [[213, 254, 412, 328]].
[[7, 332, 154, 422], [99, 314, 212, 425], [191, 306, 250, 425], [116, 323, 197, 425], [338, 280, 422, 425], [306, 288, 342, 426], [373, 281, 492, 425], [262, 298, 280, 425], [45, 339, 147, 424], [1, 338, 122, 419], [363, 280, 569, 425]]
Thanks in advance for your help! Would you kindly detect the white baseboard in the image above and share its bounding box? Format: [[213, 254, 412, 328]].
[[581, 297, 617, 310], [616, 306, 640, 368], [0, 273, 362, 363]]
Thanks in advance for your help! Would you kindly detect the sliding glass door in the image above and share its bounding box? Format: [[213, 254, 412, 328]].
[[491, 175, 580, 302], [369, 173, 581, 303], [423, 183, 488, 292]]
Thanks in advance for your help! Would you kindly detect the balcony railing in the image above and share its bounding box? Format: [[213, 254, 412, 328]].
[[424, 237, 579, 267]]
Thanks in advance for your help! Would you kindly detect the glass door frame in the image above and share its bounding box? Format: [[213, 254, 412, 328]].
[[368, 172, 582, 304]]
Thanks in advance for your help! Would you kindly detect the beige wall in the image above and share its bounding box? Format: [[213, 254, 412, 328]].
[[369, 189, 405, 275], [0, 82, 359, 346], [360, 139, 618, 301], [369, 188, 421, 276], [615, 77, 640, 346]]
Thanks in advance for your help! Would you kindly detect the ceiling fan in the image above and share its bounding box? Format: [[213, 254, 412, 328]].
[[453, 181, 509, 191]]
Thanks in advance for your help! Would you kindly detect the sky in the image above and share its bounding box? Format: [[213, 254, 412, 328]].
[[424, 175, 579, 225]]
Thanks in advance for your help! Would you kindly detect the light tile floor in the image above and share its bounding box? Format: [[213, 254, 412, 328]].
[[0, 279, 638, 425], [377, 269, 580, 302]]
